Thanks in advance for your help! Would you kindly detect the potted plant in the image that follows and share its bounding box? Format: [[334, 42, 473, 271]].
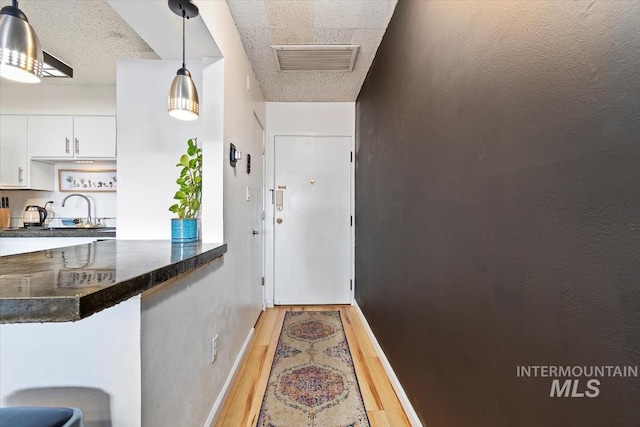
[[169, 138, 202, 242]]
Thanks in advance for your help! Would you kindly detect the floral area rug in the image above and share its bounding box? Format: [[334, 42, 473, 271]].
[[257, 311, 370, 427]]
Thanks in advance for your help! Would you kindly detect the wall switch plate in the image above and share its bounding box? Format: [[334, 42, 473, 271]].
[[246, 186, 251, 202], [211, 335, 219, 364]]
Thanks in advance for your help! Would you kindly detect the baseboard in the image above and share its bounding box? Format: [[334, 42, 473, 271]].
[[204, 327, 255, 427], [353, 302, 424, 427]]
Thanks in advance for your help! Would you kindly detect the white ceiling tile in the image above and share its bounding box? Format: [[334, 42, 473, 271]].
[[266, 0, 313, 29], [227, 1, 269, 27], [313, 28, 356, 45], [238, 26, 272, 53], [352, 51, 375, 72], [357, 0, 397, 28], [352, 28, 386, 52], [250, 51, 278, 69], [313, 1, 363, 28], [271, 27, 314, 45]]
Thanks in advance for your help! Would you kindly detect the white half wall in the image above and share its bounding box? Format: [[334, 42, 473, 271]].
[[265, 102, 356, 306], [116, 60, 203, 240], [140, 259, 232, 427]]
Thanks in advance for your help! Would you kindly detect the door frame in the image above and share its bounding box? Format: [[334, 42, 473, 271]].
[[253, 112, 267, 310], [264, 132, 355, 307]]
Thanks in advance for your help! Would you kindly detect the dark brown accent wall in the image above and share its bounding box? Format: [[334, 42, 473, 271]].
[[355, 1, 640, 426]]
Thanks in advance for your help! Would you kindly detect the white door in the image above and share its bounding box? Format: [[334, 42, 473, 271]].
[[273, 135, 351, 305]]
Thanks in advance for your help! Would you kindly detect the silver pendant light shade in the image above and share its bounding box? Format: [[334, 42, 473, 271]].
[[169, 67, 199, 121], [0, 1, 43, 83], [167, 0, 199, 121]]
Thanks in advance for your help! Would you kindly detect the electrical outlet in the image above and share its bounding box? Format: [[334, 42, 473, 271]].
[[211, 335, 219, 364]]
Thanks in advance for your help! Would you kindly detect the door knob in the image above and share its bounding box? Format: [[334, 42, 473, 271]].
[[276, 218, 283, 224], [252, 229, 259, 235]]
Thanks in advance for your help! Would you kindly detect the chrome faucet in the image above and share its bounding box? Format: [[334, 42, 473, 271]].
[[61, 194, 92, 226]]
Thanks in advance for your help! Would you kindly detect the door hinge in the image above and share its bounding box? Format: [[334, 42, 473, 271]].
[[350, 216, 353, 226], [350, 151, 353, 163], [261, 277, 265, 286], [350, 279, 353, 291]]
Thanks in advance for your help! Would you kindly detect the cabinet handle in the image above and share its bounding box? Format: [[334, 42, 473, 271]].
[[75, 137, 79, 155], [65, 137, 70, 153], [18, 167, 23, 183]]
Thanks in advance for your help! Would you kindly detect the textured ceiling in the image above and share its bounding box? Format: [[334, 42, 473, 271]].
[[0, 0, 157, 86], [0, 0, 396, 99], [226, 0, 397, 101]]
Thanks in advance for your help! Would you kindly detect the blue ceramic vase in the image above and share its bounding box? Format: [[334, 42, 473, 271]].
[[171, 218, 198, 243]]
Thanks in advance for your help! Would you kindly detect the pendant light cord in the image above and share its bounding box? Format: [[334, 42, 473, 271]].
[[182, 10, 186, 69]]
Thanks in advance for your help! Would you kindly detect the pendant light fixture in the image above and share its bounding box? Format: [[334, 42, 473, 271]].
[[0, 0, 43, 83], [167, 0, 199, 121]]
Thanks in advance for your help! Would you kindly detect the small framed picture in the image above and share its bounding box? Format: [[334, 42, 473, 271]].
[[58, 169, 117, 192]]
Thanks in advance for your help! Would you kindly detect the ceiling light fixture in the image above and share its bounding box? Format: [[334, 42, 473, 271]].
[[167, 0, 199, 121], [0, 0, 43, 83]]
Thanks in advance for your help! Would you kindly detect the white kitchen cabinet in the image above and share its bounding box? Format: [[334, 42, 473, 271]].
[[73, 116, 117, 158], [0, 115, 53, 190], [28, 115, 116, 159], [27, 115, 74, 157], [0, 115, 28, 186]]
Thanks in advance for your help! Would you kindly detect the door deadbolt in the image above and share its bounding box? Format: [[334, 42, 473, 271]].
[[276, 218, 283, 224]]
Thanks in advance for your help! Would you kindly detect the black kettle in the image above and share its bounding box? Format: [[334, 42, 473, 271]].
[[23, 205, 47, 227]]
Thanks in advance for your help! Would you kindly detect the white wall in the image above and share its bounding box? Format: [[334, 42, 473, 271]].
[[116, 60, 203, 240], [265, 102, 356, 306], [0, 83, 116, 115]]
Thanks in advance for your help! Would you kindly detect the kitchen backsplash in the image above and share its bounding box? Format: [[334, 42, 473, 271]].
[[0, 164, 116, 228]]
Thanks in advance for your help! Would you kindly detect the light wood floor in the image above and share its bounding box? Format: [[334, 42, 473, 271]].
[[215, 305, 411, 427]]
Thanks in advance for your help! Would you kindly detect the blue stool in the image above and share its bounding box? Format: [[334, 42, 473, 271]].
[[0, 407, 83, 427]]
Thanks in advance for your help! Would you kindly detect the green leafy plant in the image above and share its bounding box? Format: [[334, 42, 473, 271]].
[[169, 138, 202, 219]]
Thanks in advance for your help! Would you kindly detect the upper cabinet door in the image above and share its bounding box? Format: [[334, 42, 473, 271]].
[[73, 116, 117, 158], [0, 115, 28, 187], [28, 116, 74, 158]]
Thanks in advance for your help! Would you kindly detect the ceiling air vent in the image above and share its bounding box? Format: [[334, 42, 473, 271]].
[[272, 45, 359, 72]]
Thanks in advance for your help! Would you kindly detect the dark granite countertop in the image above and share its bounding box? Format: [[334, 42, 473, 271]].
[[0, 227, 116, 238], [0, 240, 227, 323]]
